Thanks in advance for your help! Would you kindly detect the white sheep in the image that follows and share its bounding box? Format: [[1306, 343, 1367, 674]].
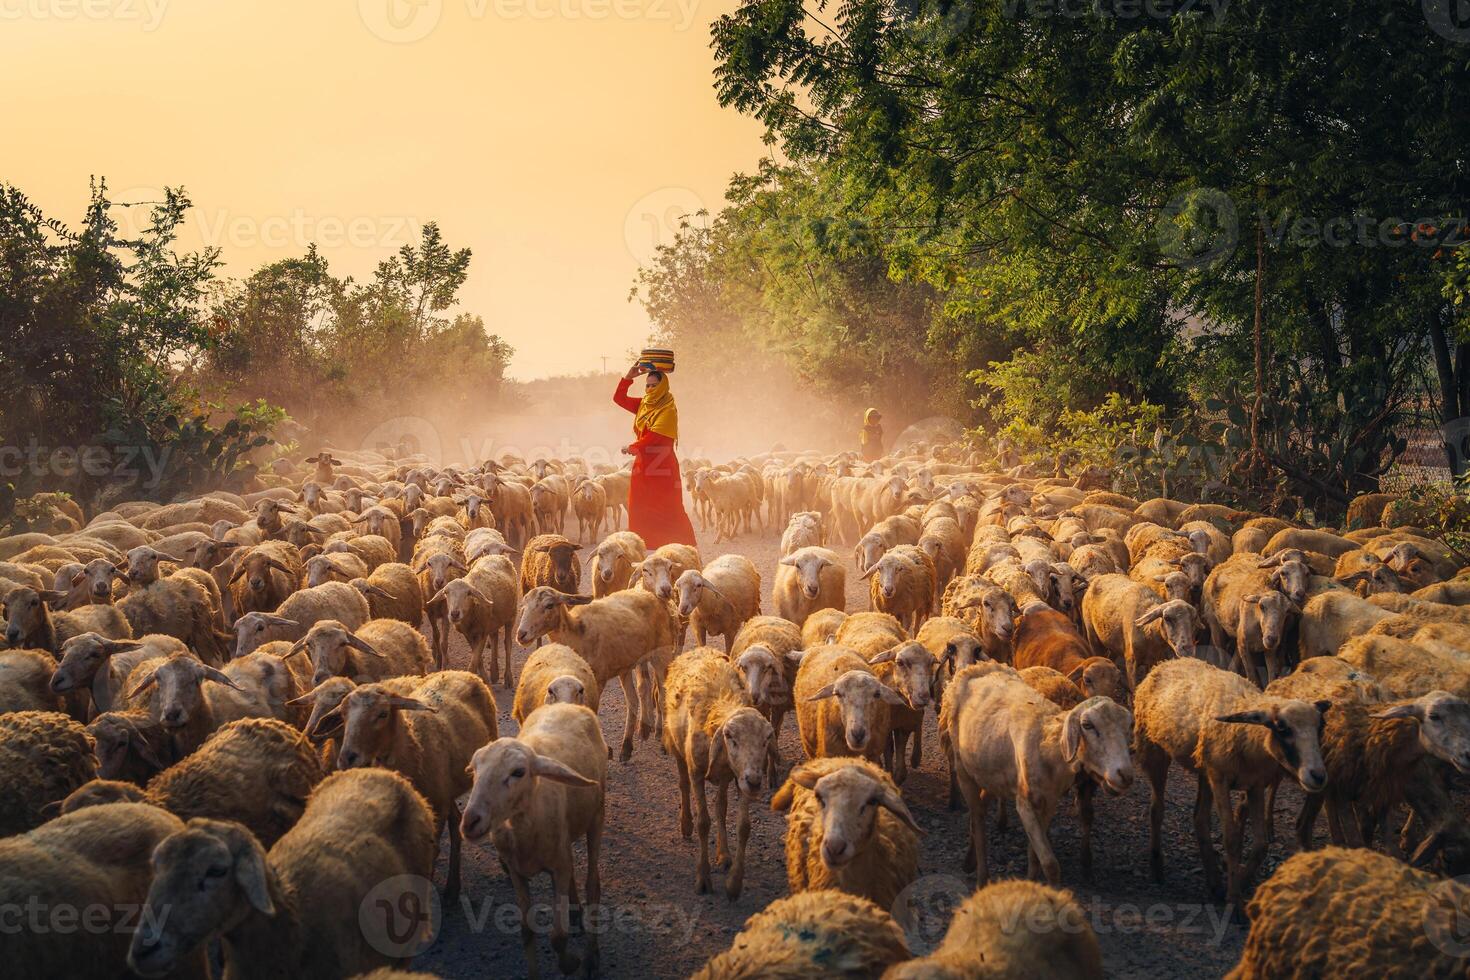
[[773, 545, 846, 627]]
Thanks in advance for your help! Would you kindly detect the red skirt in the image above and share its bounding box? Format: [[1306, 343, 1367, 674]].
[[628, 432, 696, 549]]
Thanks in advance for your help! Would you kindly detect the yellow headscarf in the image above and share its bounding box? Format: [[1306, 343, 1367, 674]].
[[634, 374, 679, 441], [864, 408, 881, 425]]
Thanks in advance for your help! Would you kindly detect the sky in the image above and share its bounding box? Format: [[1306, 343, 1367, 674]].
[[4, 0, 766, 379]]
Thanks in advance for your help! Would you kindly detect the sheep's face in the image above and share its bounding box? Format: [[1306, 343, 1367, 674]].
[[432, 478, 456, 497], [547, 545, 580, 590], [1162, 571, 1193, 603], [417, 551, 462, 596], [129, 824, 268, 978], [1267, 560, 1311, 605], [979, 588, 1016, 643], [461, 740, 536, 839], [240, 554, 282, 595], [337, 685, 419, 769], [361, 508, 396, 540], [190, 540, 235, 572], [939, 633, 986, 674], [462, 495, 484, 520], [148, 659, 208, 728], [234, 613, 295, 658], [782, 550, 833, 601], [88, 713, 163, 779], [1049, 564, 1086, 613], [53, 633, 136, 693], [855, 535, 888, 576], [281, 520, 321, 549], [1266, 700, 1330, 792], [1358, 564, 1403, 596], [864, 555, 911, 602], [1073, 658, 1127, 704], [3, 586, 48, 646], [516, 587, 569, 645], [1140, 600, 1198, 658], [256, 499, 291, 531], [300, 482, 323, 508], [302, 627, 355, 686], [1243, 592, 1298, 651], [544, 674, 586, 707], [715, 709, 773, 797], [792, 764, 917, 868], [809, 669, 905, 754], [403, 484, 426, 512], [674, 570, 713, 618], [286, 678, 353, 740], [439, 579, 488, 626], [1388, 692, 1470, 774], [305, 556, 343, 588], [125, 547, 165, 586], [736, 646, 784, 707], [76, 558, 121, 602], [408, 508, 434, 539], [873, 642, 936, 711], [638, 556, 679, 601], [592, 544, 628, 584], [1175, 553, 1213, 592], [1064, 697, 1134, 794]]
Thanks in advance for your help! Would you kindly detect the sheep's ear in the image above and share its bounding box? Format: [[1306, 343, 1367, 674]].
[[38, 589, 68, 607], [1133, 607, 1164, 627], [1062, 708, 1084, 762], [1242, 593, 1263, 604], [363, 584, 396, 600], [69, 570, 87, 587], [346, 633, 386, 658], [868, 646, 900, 666], [1256, 554, 1281, 568], [530, 755, 597, 788], [878, 788, 923, 835], [199, 664, 246, 692], [1064, 661, 1089, 685], [859, 563, 879, 580], [425, 588, 447, 610], [1216, 710, 1274, 727], [117, 716, 166, 769], [784, 649, 806, 668], [706, 729, 730, 780], [126, 672, 159, 700], [232, 839, 276, 915], [1371, 702, 1422, 721], [555, 593, 593, 607], [387, 696, 436, 713], [778, 555, 798, 567], [788, 765, 821, 791], [806, 684, 838, 702]]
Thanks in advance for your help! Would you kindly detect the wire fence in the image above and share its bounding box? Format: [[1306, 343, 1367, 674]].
[[1381, 422, 1455, 492]]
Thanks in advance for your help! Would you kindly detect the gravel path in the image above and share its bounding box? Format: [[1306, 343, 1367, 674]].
[[412, 514, 1257, 979]]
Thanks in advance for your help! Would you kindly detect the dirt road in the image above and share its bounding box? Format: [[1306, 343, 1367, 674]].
[[414, 514, 1254, 979]]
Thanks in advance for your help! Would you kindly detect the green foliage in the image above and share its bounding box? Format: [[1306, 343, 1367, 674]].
[[198, 226, 513, 442], [709, 0, 1470, 508], [1396, 479, 1470, 562]]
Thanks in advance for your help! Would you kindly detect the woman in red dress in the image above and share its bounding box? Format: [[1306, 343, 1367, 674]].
[[613, 360, 697, 549]]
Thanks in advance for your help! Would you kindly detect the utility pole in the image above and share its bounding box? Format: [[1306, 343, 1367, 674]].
[[601, 356, 609, 375]]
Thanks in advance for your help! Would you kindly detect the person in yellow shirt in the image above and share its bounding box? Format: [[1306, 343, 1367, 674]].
[[860, 408, 884, 461]]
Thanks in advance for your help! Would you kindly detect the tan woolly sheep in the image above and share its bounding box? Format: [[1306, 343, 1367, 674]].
[[0, 709, 99, 834], [289, 618, 433, 689], [942, 663, 1133, 885], [885, 879, 1103, 980], [127, 769, 436, 978], [691, 890, 909, 980], [662, 648, 775, 898], [676, 554, 762, 651], [863, 546, 937, 633], [513, 643, 601, 722], [2, 802, 208, 979], [1133, 657, 1329, 916], [793, 645, 906, 765], [1079, 573, 1198, 690], [351, 561, 424, 625], [515, 586, 681, 762], [774, 546, 846, 628], [0, 647, 62, 714], [770, 756, 920, 910], [1227, 847, 1469, 979], [428, 553, 520, 686], [329, 670, 497, 901], [588, 529, 646, 597]]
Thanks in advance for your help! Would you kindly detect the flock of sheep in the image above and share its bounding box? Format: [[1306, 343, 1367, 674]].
[[2, 440, 1469, 978]]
